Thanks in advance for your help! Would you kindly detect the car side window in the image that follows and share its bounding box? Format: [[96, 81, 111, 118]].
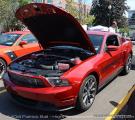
[[106, 35, 119, 46], [21, 34, 37, 43]]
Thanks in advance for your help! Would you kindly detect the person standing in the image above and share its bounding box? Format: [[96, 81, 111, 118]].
[[109, 21, 118, 33]]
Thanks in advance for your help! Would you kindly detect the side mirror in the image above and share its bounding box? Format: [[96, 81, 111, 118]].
[[19, 41, 27, 46], [107, 45, 118, 51]]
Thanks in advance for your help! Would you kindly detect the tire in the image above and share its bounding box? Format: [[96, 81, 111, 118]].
[[0, 59, 7, 78], [122, 54, 132, 75], [76, 75, 97, 112]]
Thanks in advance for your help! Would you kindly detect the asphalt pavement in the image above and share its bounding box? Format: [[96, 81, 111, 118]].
[[0, 47, 135, 120]]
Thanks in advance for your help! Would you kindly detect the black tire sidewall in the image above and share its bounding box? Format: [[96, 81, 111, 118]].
[[0, 59, 7, 77], [76, 75, 97, 111], [125, 54, 132, 74]]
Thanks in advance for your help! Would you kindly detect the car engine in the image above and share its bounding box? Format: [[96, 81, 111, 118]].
[[9, 46, 92, 77], [9, 54, 82, 77]]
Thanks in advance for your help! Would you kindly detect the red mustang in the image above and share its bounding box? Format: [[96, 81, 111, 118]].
[[0, 31, 41, 78], [3, 3, 133, 111]]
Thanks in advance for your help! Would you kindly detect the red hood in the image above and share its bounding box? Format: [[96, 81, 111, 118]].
[[16, 3, 96, 53]]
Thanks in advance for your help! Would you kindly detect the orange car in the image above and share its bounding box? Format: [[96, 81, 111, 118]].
[[0, 31, 41, 77]]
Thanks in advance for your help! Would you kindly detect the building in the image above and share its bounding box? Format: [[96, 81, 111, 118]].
[[128, 10, 135, 28], [73, 2, 91, 17], [128, 10, 135, 38], [32, 0, 66, 9], [32, 0, 91, 15]]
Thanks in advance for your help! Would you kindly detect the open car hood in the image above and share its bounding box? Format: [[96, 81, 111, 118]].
[[16, 3, 96, 53]]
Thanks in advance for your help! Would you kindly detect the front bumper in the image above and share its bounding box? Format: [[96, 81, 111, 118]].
[[3, 73, 77, 111], [10, 93, 74, 111]]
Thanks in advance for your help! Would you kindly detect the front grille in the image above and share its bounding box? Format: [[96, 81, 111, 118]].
[[8, 72, 45, 88]]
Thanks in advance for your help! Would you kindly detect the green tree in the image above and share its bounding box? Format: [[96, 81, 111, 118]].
[[18, 0, 32, 7], [90, 0, 129, 27], [0, 0, 18, 31], [0, 0, 31, 32], [81, 15, 95, 25], [65, 0, 94, 25], [119, 27, 129, 35], [65, 0, 79, 18]]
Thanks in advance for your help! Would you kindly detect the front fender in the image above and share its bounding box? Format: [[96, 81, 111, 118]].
[[0, 54, 11, 65], [62, 55, 101, 95]]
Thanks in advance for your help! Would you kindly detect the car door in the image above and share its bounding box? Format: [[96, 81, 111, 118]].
[[13, 34, 41, 57], [106, 35, 123, 70], [99, 34, 123, 85]]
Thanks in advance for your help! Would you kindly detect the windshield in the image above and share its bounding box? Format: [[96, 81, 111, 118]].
[[0, 33, 21, 46], [88, 34, 104, 53]]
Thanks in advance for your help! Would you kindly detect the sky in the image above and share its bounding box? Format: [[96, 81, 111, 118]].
[[75, 0, 135, 10], [127, 0, 135, 10]]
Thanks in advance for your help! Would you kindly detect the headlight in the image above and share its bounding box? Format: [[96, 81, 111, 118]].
[[47, 77, 70, 87]]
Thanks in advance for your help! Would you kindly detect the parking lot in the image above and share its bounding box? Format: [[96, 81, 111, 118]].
[[0, 47, 135, 120]]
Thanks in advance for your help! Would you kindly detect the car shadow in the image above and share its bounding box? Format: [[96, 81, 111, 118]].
[[131, 64, 135, 70], [131, 56, 135, 70], [0, 91, 66, 120], [0, 91, 87, 120], [110, 101, 118, 107]]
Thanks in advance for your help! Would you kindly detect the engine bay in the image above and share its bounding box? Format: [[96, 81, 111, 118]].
[[9, 46, 93, 77]]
